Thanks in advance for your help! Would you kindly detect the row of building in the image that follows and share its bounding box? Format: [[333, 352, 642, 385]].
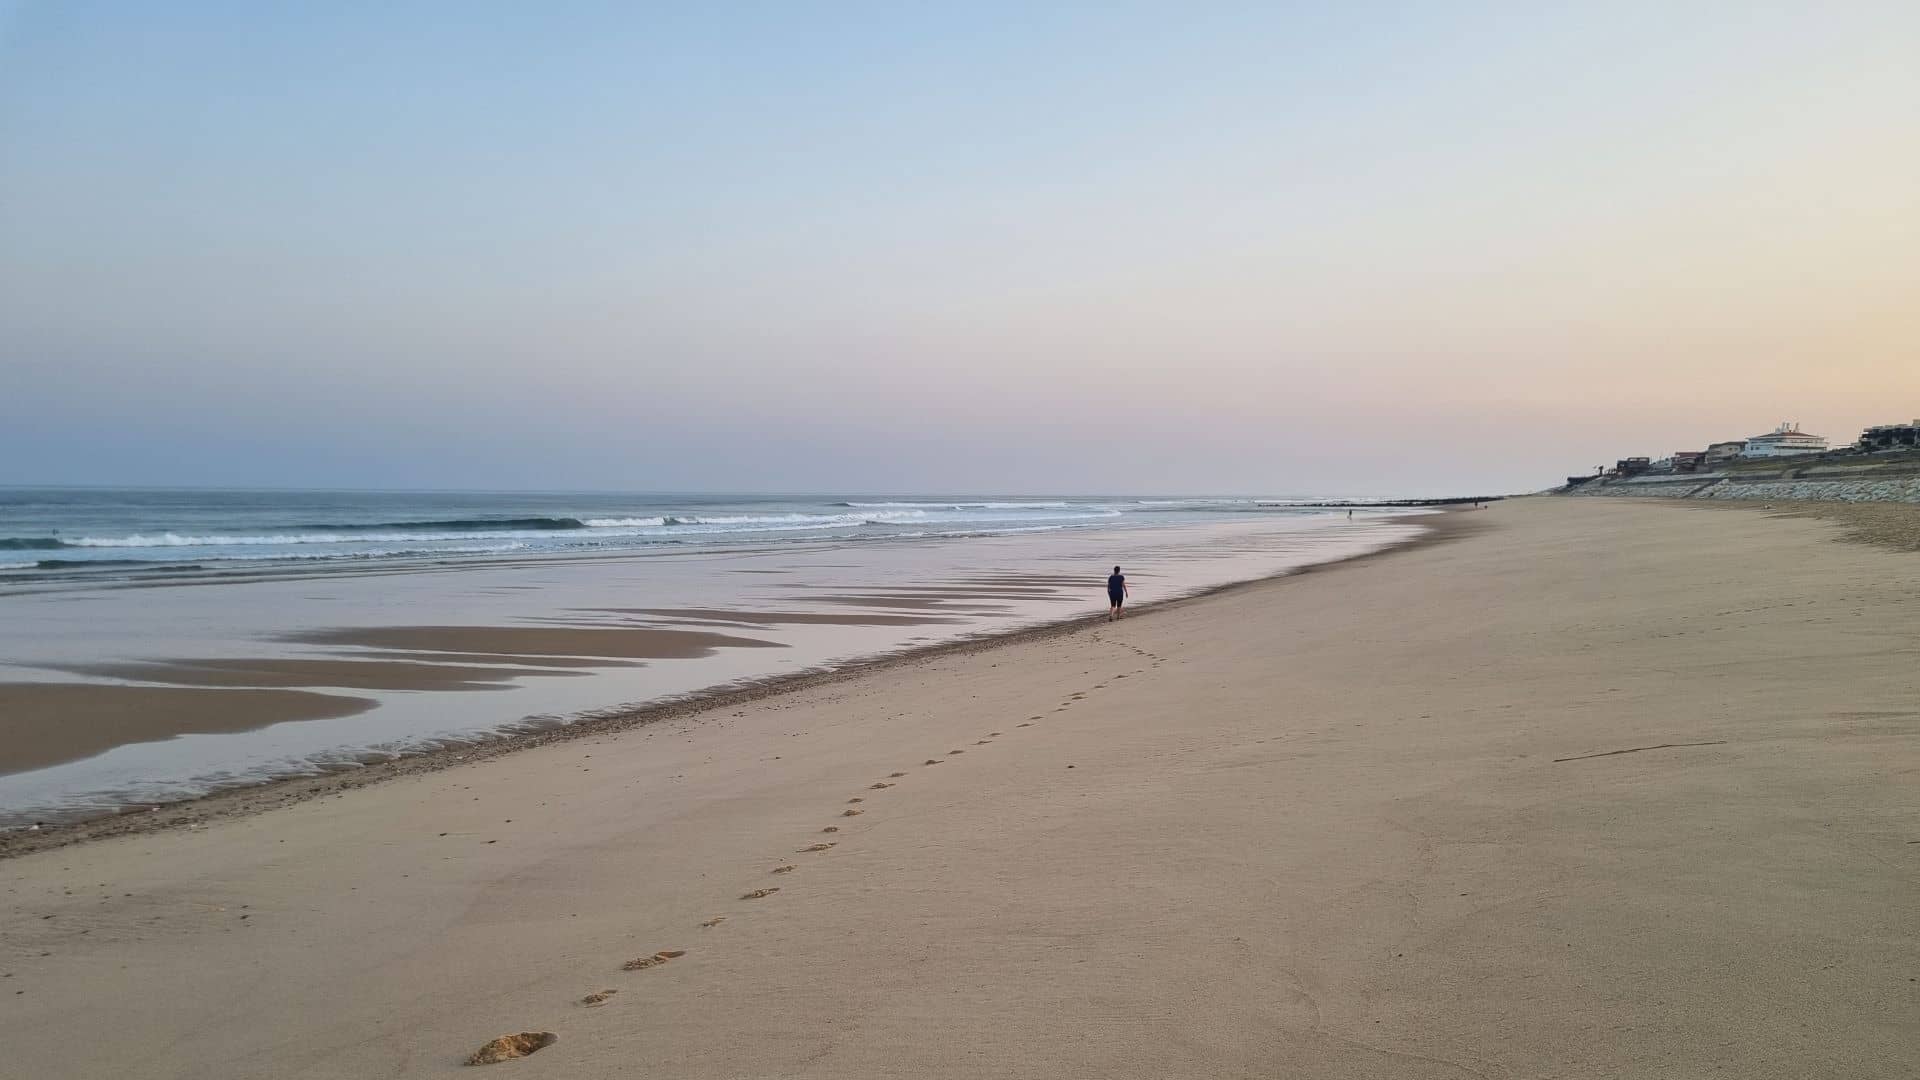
[[1595, 418, 1920, 480]]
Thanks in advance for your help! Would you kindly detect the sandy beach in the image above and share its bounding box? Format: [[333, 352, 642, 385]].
[[3, 497, 1916, 1078]]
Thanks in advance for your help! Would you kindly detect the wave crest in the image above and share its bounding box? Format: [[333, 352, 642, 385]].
[[286, 516, 586, 532], [0, 537, 69, 550]]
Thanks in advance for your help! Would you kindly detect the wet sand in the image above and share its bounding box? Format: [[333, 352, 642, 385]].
[[3, 515, 1420, 822], [52, 657, 592, 692], [598, 607, 966, 626], [2, 626, 786, 779], [282, 624, 785, 659], [808, 594, 1014, 610], [0, 683, 375, 775], [3, 498, 1915, 1077]]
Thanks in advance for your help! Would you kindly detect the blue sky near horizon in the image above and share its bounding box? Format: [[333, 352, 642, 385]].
[[2, 3, 1916, 495]]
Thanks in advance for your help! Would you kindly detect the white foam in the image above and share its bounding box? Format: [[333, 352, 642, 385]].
[[60, 507, 1135, 552], [670, 511, 926, 525], [844, 501, 1074, 509], [217, 543, 531, 561], [68, 531, 572, 548]]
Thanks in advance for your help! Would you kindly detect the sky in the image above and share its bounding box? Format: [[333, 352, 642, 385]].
[[2, 2, 1916, 496]]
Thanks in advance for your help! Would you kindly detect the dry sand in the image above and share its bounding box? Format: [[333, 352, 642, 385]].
[[2, 498, 1916, 1078], [1687, 497, 1920, 552]]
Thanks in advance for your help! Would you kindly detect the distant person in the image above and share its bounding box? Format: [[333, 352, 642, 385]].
[[1106, 565, 1128, 621], [1347, 509, 1353, 519]]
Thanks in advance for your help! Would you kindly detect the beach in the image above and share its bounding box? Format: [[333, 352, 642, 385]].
[[3, 497, 1917, 1078], [0, 492, 1421, 824]]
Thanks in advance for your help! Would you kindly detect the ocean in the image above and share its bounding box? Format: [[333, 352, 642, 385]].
[[0, 487, 1427, 825], [2, 488, 1348, 586]]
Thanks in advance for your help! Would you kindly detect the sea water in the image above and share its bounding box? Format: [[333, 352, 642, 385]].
[[0, 488, 1338, 585]]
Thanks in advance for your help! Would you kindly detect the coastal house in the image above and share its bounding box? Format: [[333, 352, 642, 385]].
[[1616, 457, 1652, 476], [1671, 451, 1707, 473], [1858, 419, 1920, 452], [1741, 423, 1827, 458], [1704, 441, 1746, 466]]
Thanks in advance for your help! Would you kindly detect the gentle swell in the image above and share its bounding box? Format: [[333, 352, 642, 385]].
[[283, 516, 588, 532], [58, 518, 595, 548], [0, 537, 69, 550], [31, 559, 192, 570]]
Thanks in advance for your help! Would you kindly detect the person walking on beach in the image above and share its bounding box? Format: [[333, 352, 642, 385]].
[[1107, 565, 1128, 621]]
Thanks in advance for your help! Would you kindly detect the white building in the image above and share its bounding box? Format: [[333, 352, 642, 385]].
[[1742, 422, 1828, 458]]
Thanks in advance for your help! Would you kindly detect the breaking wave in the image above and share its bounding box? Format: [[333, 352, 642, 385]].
[[837, 501, 1075, 510], [61, 530, 563, 548], [0, 495, 1298, 584], [278, 516, 588, 532]]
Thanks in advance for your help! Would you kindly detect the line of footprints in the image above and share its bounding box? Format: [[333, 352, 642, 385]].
[[486, 641, 1172, 1063]]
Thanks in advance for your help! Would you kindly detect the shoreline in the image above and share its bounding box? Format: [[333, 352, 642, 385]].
[[0, 509, 1482, 858]]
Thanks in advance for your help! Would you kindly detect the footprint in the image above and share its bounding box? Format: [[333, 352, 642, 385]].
[[847, 797, 864, 804], [888, 772, 907, 778], [467, 1032, 557, 1065], [869, 782, 893, 790], [975, 740, 991, 745], [1028, 716, 1043, 721], [947, 749, 964, 755], [740, 888, 780, 900], [989, 732, 1001, 736], [621, 949, 687, 971], [580, 989, 618, 1006], [770, 864, 796, 875], [842, 808, 864, 817], [822, 825, 840, 833], [797, 842, 836, 853], [924, 759, 943, 766], [1017, 723, 1033, 727], [699, 916, 728, 928]]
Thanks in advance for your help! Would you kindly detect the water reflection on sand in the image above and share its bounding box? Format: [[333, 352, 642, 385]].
[[0, 512, 1424, 824]]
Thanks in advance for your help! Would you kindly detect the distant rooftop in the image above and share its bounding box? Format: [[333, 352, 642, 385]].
[[1750, 422, 1821, 440]]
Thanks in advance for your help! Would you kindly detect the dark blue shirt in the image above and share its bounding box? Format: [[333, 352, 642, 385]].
[[1107, 573, 1125, 595]]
